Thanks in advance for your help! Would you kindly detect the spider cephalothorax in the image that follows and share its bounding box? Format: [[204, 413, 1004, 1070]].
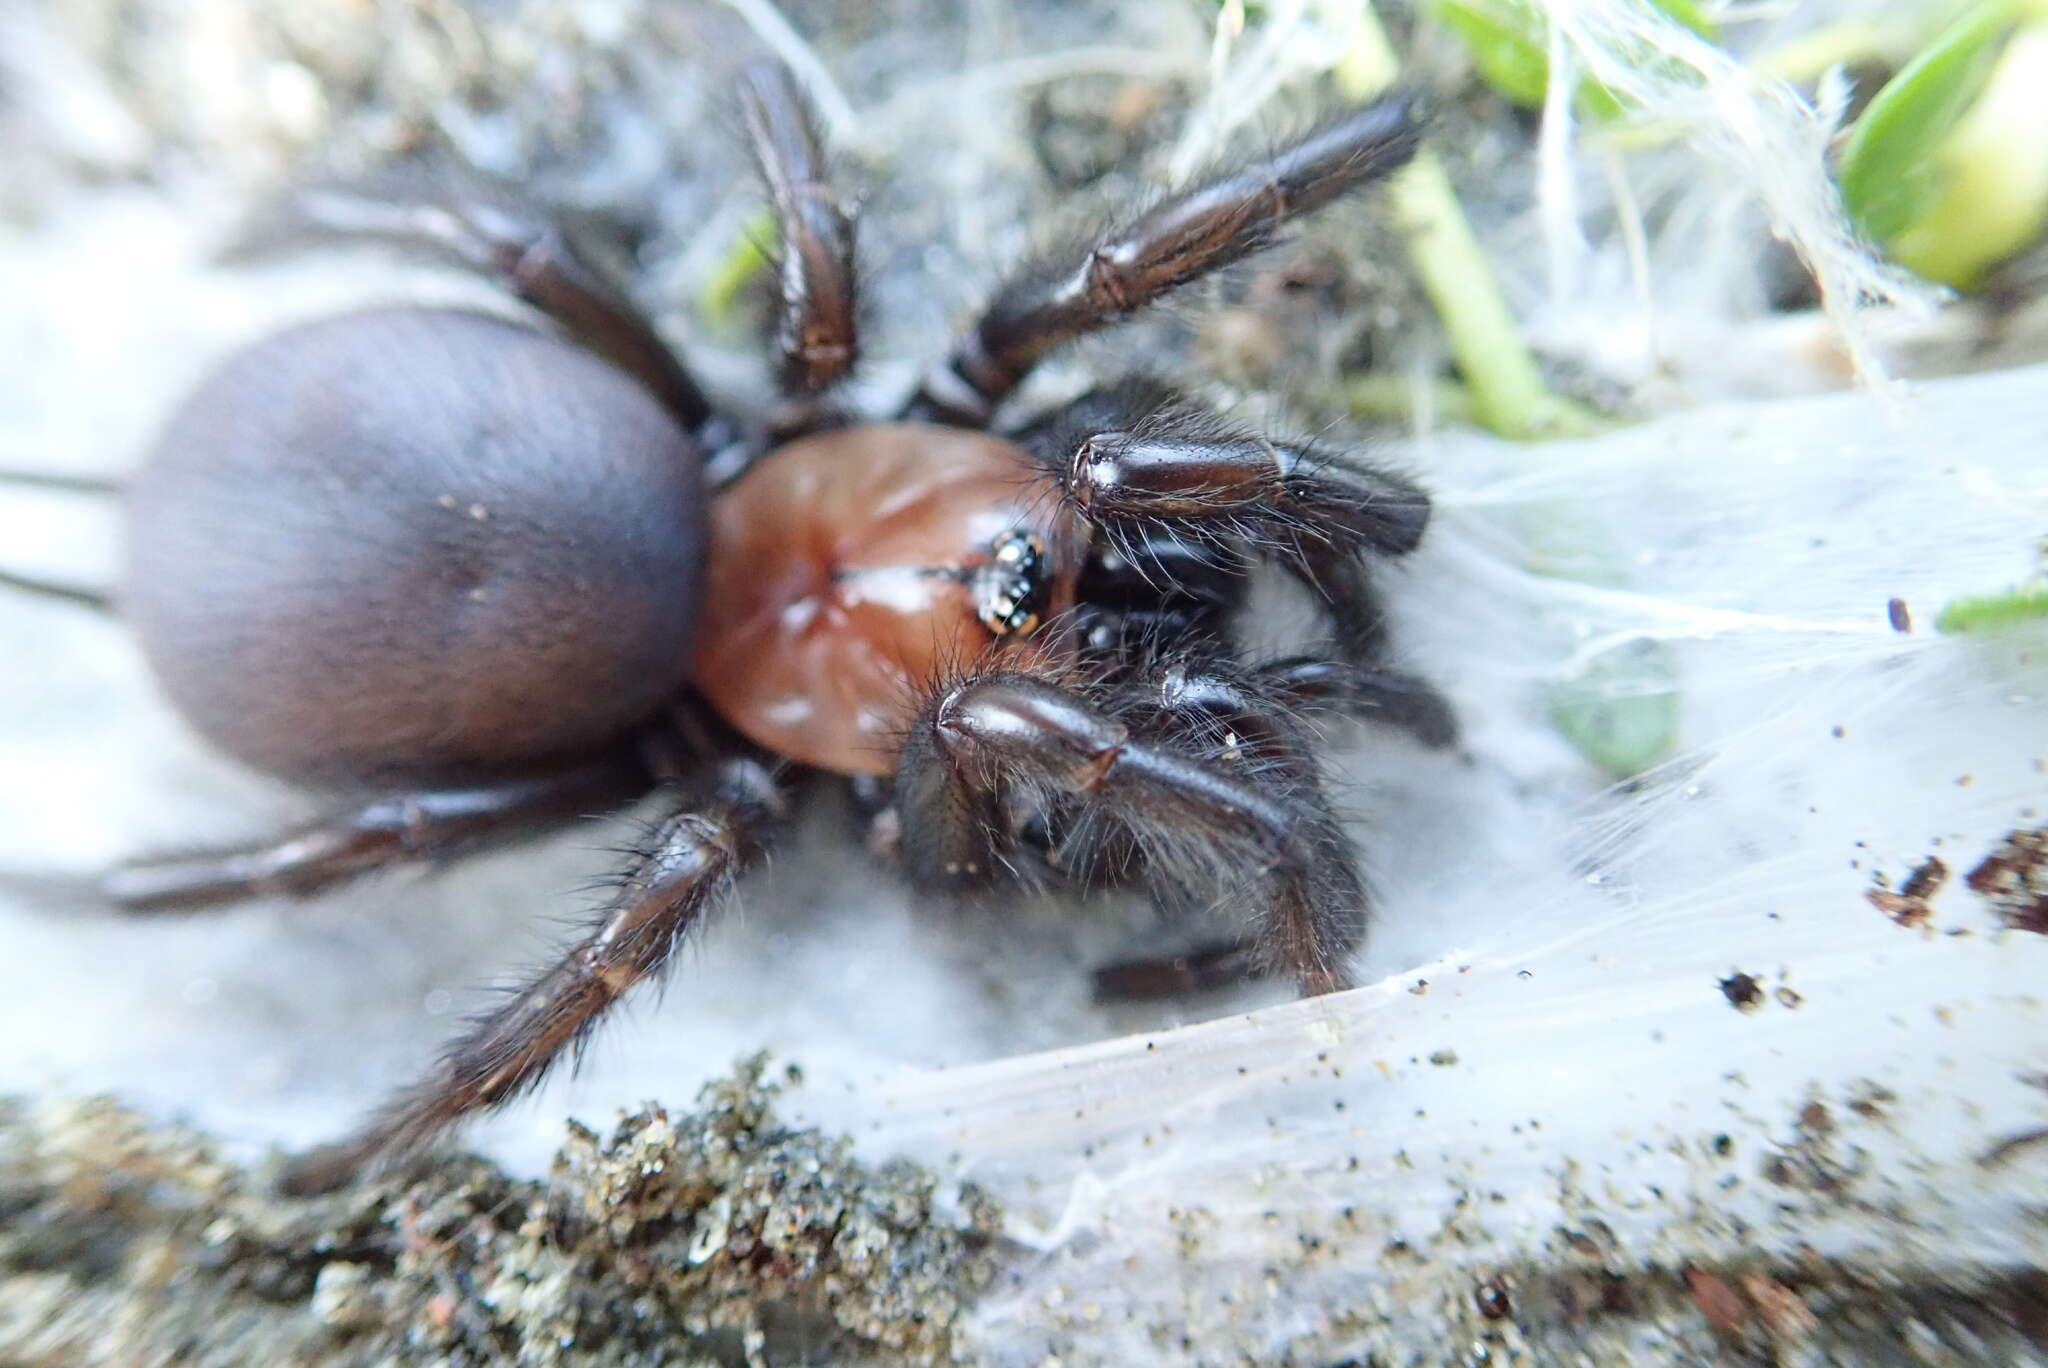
[[3, 59, 1454, 1191]]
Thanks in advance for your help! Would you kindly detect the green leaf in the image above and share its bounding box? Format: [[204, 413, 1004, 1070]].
[[1653, 0, 1717, 39], [1934, 583, 2048, 634], [1521, 507, 1682, 778], [1838, 3, 2018, 248], [1429, 0, 1718, 120], [1434, 0, 1551, 107], [1546, 637, 1681, 779]]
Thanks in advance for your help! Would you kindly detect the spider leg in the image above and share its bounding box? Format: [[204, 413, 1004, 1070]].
[[1073, 646, 1456, 999], [1025, 381, 1430, 661], [904, 92, 1421, 425], [0, 466, 120, 609], [1147, 656, 1367, 994], [0, 566, 112, 612], [738, 60, 859, 412], [1092, 937, 1263, 999], [281, 756, 782, 1194], [1261, 656, 1459, 750], [78, 757, 651, 914], [0, 466, 122, 495], [1068, 528, 1251, 665], [898, 666, 1359, 995], [235, 178, 722, 444], [1085, 651, 1454, 998]]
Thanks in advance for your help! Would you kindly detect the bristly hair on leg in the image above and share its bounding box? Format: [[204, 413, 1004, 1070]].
[[904, 92, 1425, 426], [894, 650, 1368, 995], [1113, 645, 1372, 995], [736, 58, 861, 412], [885, 628, 1105, 896], [1013, 378, 1430, 662], [279, 758, 784, 1195]]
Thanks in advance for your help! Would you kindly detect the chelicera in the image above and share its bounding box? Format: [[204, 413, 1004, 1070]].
[[7, 61, 1455, 1191]]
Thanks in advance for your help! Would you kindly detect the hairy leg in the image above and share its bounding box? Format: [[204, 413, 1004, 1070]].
[[1262, 656, 1459, 750], [0, 467, 120, 609], [90, 757, 652, 913], [237, 177, 721, 443], [1023, 381, 1431, 661], [897, 665, 1359, 995], [1068, 529, 1250, 664], [1092, 937, 1262, 999], [737, 59, 859, 409], [1085, 651, 1454, 998], [1143, 657, 1367, 995], [0, 565, 113, 611], [282, 756, 783, 1193], [0, 467, 123, 495], [904, 93, 1421, 425]]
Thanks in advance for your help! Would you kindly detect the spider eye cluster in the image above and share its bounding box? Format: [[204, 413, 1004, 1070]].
[[975, 529, 1050, 637]]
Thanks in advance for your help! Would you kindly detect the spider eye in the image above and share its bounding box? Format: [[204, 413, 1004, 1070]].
[[975, 529, 1049, 637]]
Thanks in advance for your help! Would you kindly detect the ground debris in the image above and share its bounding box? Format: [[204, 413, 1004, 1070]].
[[1299, 1252, 2048, 1368], [1867, 854, 1950, 929], [0, 1057, 999, 1367], [1719, 970, 1765, 1011], [1968, 826, 2048, 934]]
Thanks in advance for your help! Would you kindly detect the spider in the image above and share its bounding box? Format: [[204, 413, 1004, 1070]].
[[3, 61, 1454, 1192]]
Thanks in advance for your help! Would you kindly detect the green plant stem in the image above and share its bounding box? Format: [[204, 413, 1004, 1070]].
[[1336, 2, 1604, 439], [698, 210, 776, 328], [1345, 373, 1476, 425]]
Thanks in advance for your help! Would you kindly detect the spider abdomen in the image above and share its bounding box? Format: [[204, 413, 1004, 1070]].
[[694, 424, 1081, 776], [124, 307, 708, 789]]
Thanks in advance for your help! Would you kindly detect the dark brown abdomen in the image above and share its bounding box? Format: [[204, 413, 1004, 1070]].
[[124, 307, 706, 789]]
